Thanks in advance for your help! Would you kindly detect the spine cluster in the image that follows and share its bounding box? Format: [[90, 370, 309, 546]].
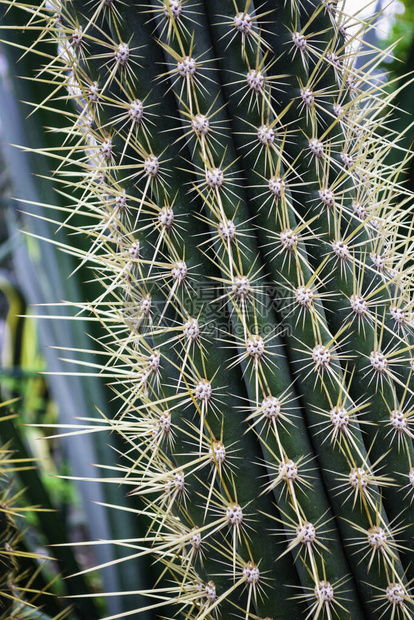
[[3, 0, 414, 618]]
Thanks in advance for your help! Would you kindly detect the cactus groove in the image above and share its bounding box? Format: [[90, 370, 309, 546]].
[[2, 0, 414, 618]]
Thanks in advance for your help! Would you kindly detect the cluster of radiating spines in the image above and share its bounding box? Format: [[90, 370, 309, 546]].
[[152, 0, 414, 616], [34, 2, 289, 618], [6, 0, 414, 617], [149, 3, 358, 615]]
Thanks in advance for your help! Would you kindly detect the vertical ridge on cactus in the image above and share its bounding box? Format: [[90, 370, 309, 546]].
[[2, 0, 414, 617]]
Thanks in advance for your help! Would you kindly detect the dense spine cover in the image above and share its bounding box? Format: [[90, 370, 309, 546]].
[[2, 0, 414, 617]]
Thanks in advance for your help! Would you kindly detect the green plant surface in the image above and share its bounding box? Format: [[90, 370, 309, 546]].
[[1, 0, 414, 619]]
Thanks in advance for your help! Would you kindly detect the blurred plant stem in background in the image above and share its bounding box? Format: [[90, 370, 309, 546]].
[[0, 197, 105, 616], [0, 270, 105, 616]]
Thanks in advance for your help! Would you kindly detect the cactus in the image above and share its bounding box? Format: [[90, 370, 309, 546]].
[[2, 0, 414, 618]]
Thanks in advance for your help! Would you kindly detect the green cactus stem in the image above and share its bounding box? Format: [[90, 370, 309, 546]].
[[2, 0, 414, 618]]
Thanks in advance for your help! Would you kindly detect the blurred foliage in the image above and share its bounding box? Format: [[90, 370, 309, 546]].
[[371, 0, 414, 194], [379, 0, 414, 76], [0, 400, 64, 620]]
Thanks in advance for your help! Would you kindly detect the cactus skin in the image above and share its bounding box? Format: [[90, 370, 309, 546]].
[[2, 0, 414, 618]]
